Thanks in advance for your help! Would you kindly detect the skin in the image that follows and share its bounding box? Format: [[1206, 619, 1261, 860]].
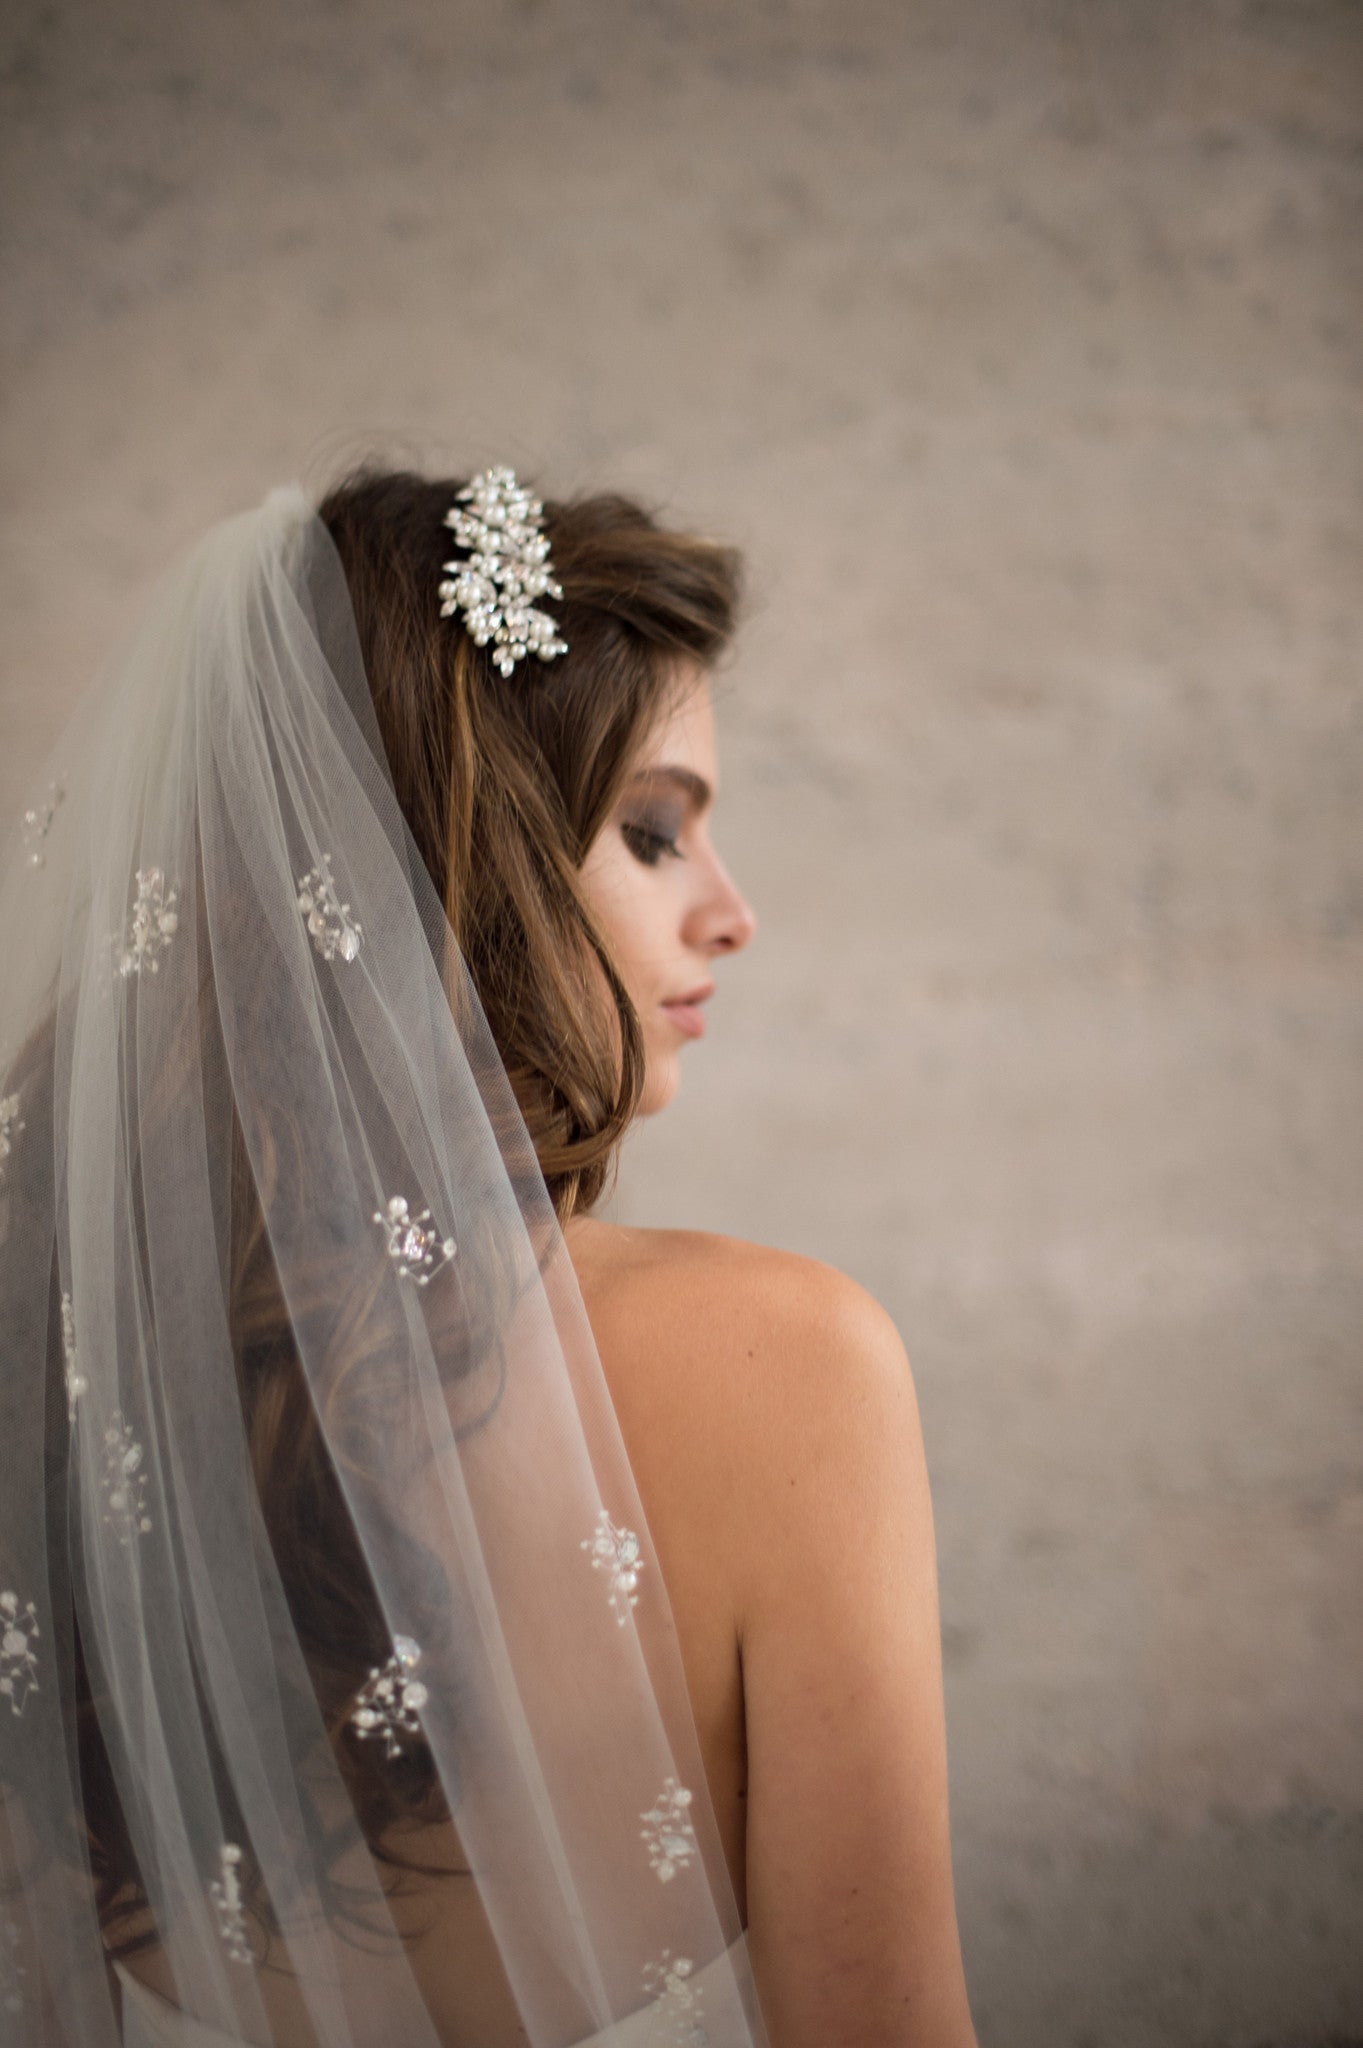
[[577, 672, 757, 1116], [569, 671, 979, 2047]]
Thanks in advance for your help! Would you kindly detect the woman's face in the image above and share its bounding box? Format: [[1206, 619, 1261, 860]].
[[579, 669, 756, 1117]]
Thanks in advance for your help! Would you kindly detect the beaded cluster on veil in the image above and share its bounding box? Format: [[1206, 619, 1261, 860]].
[[0, 482, 762, 2048]]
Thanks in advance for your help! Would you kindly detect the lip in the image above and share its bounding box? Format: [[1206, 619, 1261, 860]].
[[660, 983, 714, 1040]]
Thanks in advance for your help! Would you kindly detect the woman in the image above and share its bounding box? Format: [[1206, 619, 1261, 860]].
[[0, 468, 975, 2046]]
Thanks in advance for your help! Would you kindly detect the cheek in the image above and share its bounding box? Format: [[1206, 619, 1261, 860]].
[[592, 889, 645, 991], [577, 846, 687, 1119], [580, 856, 672, 997]]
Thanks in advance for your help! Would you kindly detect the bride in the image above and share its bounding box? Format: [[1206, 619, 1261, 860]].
[[0, 466, 976, 2046]]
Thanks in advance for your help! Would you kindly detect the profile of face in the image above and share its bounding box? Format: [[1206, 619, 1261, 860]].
[[578, 669, 756, 1117]]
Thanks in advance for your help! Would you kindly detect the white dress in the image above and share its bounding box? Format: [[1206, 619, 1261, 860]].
[[116, 1935, 756, 2048]]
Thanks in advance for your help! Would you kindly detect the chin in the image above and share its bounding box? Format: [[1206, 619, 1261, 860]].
[[637, 1053, 681, 1118]]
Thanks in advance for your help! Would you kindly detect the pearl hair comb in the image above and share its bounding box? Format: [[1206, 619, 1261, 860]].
[[438, 466, 569, 677]]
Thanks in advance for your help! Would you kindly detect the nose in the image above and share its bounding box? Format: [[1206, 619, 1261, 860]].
[[688, 854, 757, 958]]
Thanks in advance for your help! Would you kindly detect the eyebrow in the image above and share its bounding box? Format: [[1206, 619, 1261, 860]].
[[627, 764, 713, 812]]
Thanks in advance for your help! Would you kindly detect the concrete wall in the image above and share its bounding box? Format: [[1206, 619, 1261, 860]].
[[2, 3, 1360, 2041]]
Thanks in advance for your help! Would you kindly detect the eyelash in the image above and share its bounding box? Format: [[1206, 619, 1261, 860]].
[[621, 822, 682, 867]]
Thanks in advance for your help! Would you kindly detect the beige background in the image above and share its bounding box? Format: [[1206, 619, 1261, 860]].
[[2, 2, 1361, 2041]]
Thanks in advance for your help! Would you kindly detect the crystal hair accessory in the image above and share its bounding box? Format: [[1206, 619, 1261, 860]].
[[438, 466, 569, 677]]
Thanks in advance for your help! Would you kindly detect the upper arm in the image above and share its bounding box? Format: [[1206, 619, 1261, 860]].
[[728, 1263, 976, 2048]]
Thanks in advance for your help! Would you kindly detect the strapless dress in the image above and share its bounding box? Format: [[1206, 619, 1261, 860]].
[[116, 1934, 756, 2048]]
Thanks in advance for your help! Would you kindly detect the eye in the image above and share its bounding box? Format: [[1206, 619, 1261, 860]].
[[621, 820, 682, 867]]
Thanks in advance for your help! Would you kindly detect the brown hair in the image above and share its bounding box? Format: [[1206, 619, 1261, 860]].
[[47, 466, 742, 1956], [318, 468, 742, 1217]]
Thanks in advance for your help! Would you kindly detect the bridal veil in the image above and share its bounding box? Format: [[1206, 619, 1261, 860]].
[[0, 488, 764, 2046]]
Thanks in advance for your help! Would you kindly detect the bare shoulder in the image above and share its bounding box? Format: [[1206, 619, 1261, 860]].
[[567, 1220, 921, 1616], [569, 1217, 907, 1389]]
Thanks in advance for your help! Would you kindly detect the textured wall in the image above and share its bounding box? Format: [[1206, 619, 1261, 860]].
[[3, 3, 1361, 2042]]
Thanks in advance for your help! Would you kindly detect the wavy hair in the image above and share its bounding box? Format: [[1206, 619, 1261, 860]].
[[319, 468, 742, 1217]]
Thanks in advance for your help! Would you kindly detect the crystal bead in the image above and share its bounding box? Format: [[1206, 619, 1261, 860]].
[[582, 1510, 645, 1624], [373, 1196, 456, 1285], [0, 1593, 40, 1717], [295, 855, 362, 965]]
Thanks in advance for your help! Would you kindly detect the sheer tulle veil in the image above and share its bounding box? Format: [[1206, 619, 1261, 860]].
[[0, 488, 765, 2045]]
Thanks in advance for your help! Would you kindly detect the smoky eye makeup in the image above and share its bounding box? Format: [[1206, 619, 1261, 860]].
[[620, 809, 684, 866], [616, 764, 710, 866]]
